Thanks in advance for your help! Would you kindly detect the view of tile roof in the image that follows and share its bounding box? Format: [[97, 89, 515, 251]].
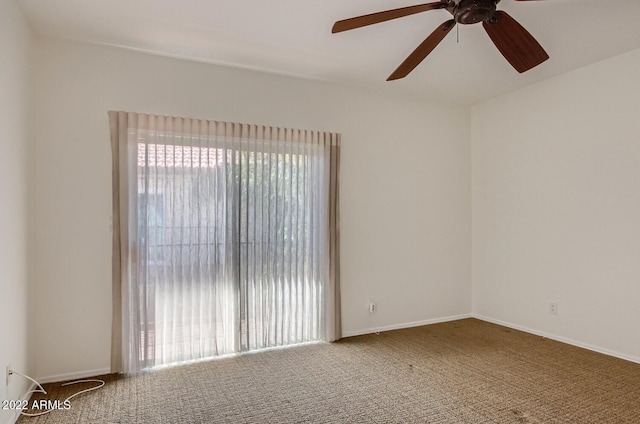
[[138, 144, 226, 168]]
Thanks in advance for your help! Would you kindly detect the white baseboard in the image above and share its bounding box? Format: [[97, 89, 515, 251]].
[[37, 368, 111, 384], [472, 314, 640, 365], [341, 313, 473, 338], [342, 313, 640, 365], [24, 315, 639, 391]]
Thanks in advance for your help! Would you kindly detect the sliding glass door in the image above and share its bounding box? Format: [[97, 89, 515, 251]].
[[109, 113, 340, 373]]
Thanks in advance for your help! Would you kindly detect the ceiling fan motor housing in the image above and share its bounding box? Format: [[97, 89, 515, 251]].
[[453, 0, 498, 25]]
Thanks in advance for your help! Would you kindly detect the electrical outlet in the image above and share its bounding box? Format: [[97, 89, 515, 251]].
[[368, 297, 376, 313], [549, 302, 558, 315], [6, 363, 11, 386]]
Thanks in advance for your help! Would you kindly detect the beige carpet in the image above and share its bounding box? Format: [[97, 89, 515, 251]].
[[17, 319, 640, 423]]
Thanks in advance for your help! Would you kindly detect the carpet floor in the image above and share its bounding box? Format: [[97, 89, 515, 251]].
[[17, 318, 640, 423]]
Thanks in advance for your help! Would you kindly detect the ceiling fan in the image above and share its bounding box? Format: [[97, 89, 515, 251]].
[[332, 0, 549, 80]]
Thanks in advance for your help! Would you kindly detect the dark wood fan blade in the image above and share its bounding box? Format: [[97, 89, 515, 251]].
[[332, 2, 447, 33], [482, 11, 549, 73], [387, 19, 456, 81]]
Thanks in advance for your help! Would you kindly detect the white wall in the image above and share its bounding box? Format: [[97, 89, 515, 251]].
[[472, 48, 640, 361], [32, 38, 471, 380], [22, 17, 640, 384], [0, 1, 33, 423]]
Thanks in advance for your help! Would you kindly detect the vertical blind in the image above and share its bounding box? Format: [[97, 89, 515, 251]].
[[109, 112, 340, 374]]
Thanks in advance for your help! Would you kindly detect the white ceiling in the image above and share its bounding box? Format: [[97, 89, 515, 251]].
[[18, 0, 640, 106]]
